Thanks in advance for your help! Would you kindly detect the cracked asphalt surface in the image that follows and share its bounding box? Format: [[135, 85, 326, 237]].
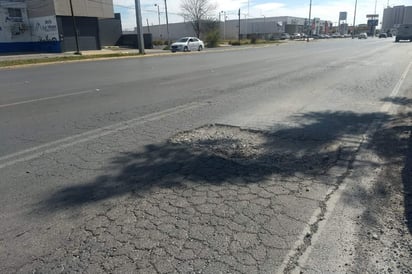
[[1, 39, 412, 273]]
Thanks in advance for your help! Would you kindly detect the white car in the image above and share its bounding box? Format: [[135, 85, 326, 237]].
[[170, 37, 204, 52]]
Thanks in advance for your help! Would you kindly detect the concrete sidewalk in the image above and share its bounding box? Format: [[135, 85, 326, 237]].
[[0, 47, 167, 62]]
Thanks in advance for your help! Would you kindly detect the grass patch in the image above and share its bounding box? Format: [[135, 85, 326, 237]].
[[0, 52, 142, 68], [254, 39, 283, 45], [228, 39, 283, 46]]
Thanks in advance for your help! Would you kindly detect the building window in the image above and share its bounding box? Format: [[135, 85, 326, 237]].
[[8, 8, 22, 18]]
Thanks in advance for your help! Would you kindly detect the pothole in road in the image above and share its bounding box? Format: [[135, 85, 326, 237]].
[[169, 124, 342, 174], [170, 124, 265, 164]]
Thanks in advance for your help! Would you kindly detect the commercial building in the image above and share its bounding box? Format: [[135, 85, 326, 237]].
[[0, 0, 121, 53], [144, 16, 333, 41], [382, 5, 412, 33], [0, 1, 31, 45]]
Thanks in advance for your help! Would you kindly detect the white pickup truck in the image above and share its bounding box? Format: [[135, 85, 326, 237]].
[[395, 24, 412, 42]]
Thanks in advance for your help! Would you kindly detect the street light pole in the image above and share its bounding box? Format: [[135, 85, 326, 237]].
[[262, 14, 266, 35], [221, 11, 226, 40], [69, 0, 80, 54], [134, 0, 145, 54], [154, 4, 161, 39], [164, 0, 170, 45]]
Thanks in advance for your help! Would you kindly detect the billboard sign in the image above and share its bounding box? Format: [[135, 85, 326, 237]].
[[339, 12, 347, 20], [366, 14, 379, 18], [367, 19, 379, 26]]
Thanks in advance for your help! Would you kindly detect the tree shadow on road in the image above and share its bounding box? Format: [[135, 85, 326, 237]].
[[378, 97, 412, 234], [37, 111, 390, 213], [381, 96, 412, 107], [349, 102, 412, 273], [402, 132, 412, 234], [369, 111, 412, 235]]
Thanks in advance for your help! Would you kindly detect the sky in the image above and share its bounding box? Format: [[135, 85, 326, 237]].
[[113, 0, 412, 30]]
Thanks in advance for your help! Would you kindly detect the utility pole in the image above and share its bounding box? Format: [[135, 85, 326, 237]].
[[307, 0, 312, 42], [146, 18, 150, 33], [238, 9, 241, 42], [69, 0, 81, 54], [134, 0, 145, 54], [352, 0, 358, 38], [164, 0, 170, 45], [246, 0, 249, 38]]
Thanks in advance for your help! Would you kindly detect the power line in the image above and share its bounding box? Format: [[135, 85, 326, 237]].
[[87, 0, 181, 15]]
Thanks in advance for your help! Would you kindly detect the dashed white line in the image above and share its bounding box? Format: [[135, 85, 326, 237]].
[[0, 89, 100, 108], [0, 102, 203, 169]]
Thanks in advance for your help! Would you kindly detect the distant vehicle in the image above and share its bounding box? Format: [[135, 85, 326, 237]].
[[358, 33, 368, 39], [293, 33, 301, 39], [378, 33, 387, 38], [395, 24, 412, 42], [171, 37, 204, 52], [280, 33, 290, 40]]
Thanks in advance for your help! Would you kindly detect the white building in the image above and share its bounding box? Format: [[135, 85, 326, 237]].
[[0, 0, 118, 53], [0, 0, 31, 43], [143, 16, 332, 41], [382, 5, 412, 33]]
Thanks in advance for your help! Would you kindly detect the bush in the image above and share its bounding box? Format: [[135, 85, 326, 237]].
[[205, 30, 220, 48], [229, 40, 240, 46], [250, 36, 257, 44], [152, 40, 164, 46]]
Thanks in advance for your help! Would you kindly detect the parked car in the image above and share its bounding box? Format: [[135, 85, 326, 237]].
[[171, 37, 204, 52], [395, 24, 412, 42], [358, 33, 368, 39], [280, 33, 290, 40], [378, 33, 387, 38]]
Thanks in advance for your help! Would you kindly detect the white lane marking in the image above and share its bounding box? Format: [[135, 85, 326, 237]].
[[0, 102, 203, 169], [382, 59, 412, 112], [276, 59, 412, 274], [0, 89, 99, 108]]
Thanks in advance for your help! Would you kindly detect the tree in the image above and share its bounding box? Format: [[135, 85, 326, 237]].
[[180, 0, 217, 38], [203, 19, 219, 47]]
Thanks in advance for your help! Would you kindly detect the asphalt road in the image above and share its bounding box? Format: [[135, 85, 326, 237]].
[[1, 38, 412, 273]]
